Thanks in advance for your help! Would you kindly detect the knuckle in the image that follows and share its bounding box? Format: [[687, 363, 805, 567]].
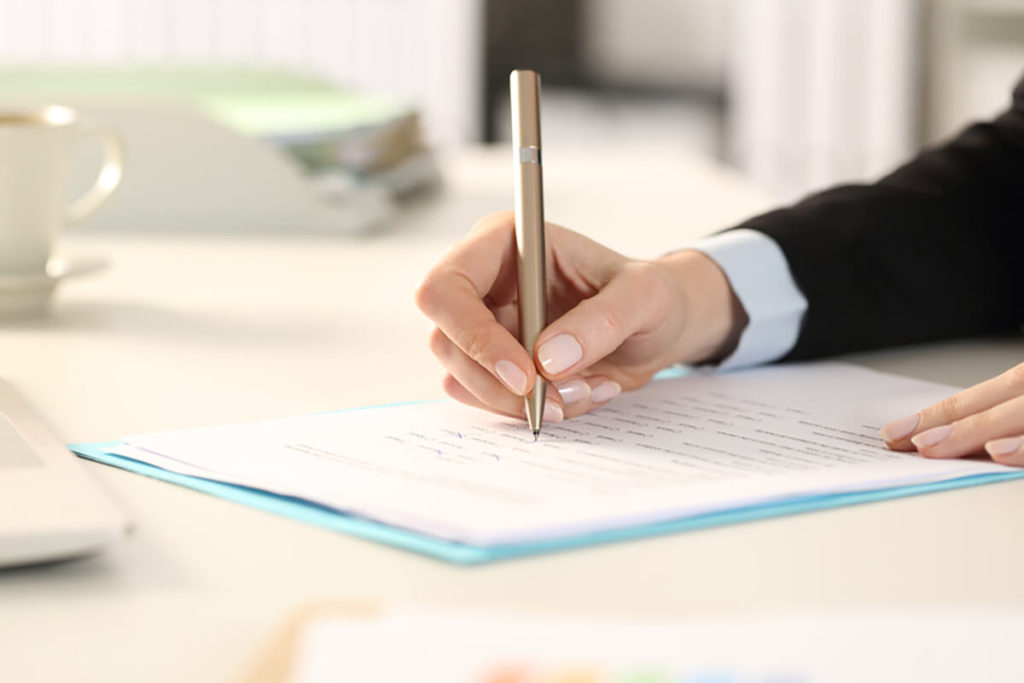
[[456, 326, 493, 364], [427, 327, 451, 359], [413, 271, 440, 314], [626, 260, 664, 290], [932, 393, 965, 425], [591, 301, 624, 338], [613, 261, 671, 322], [440, 372, 463, 398], [1004, 362, 1024, 391]]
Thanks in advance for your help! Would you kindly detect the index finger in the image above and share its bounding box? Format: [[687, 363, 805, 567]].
[[880, 362, 1024, 450], [414, 212, 536, 394]]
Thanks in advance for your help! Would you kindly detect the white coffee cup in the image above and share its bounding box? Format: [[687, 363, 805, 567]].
[[0, 105, 122, 314]]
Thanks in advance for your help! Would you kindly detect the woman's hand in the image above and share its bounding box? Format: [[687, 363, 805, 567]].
[[415, 211, 747, 422], [880, 363, 1024, 466]]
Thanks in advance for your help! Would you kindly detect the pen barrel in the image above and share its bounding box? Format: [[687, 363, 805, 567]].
[[511, 69, 546, 356], [511, 69, 547, 433], [515, 159, 547, 434], [514, 160, 546, 359]]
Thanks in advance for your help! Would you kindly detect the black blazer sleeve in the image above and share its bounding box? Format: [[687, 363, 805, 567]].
[[731, 75, 1024, 361]]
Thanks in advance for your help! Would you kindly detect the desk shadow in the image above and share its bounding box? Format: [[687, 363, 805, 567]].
[[1, 299, 343, 345]]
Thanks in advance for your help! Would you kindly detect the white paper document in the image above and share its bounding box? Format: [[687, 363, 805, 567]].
[[115, 363, 1017, 546]]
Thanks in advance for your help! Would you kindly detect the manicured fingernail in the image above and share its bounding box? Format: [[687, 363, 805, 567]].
[[986, 437, 1022, 457], [495, 360, 527, 395], [543, 401, 564, 423], [880, 413, 920, 441], [911, 424, 952, 449], [590, 380, 621, 403], [555, 379, 590, 405], [536, 334, 583, 375]]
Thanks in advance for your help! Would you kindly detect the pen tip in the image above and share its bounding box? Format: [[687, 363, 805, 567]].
[[533, 430, 540, 441]]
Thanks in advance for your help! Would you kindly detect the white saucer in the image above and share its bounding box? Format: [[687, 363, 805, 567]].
[[0, 255, 108, 319]]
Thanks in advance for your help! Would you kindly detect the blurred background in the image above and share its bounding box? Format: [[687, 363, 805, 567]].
[[0, 0, 1021, 219]]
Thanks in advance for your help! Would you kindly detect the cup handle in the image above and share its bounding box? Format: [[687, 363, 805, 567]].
[[66, 125, 124, 225]]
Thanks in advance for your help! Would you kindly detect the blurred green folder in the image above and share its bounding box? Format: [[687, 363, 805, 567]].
[[0, 67, 440, 232], [0, 66, 417, 169]]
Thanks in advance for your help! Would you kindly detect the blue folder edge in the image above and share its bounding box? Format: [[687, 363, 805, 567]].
[[70, 439, 1024, 566]]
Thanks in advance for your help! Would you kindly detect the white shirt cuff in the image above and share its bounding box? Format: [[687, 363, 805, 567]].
[[687, 228, 807, 370]]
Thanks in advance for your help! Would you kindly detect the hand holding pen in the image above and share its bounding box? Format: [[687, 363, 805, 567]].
[[416, 70, 746, 429], [415, 210, 747, 426]]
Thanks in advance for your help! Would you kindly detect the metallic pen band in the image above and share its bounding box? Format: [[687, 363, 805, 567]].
[[518, 146, 541, 164]]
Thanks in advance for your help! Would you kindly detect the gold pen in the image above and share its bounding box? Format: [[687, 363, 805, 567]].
[[510, 70, 547, 440]]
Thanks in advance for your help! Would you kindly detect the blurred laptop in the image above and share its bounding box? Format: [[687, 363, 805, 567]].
[[0, 378, 127, 568]]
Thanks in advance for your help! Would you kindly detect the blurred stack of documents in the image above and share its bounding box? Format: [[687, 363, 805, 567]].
[[197, 72, 441, 203], [0, 67, 439, 233]]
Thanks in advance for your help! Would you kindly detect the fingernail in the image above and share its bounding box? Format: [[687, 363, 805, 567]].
[[986, 437, 1022, 457], [590, 380, 621, 403], [536, 334, 583, 375], [495, 360, 527, 395], [911, 424, 952, 449], [543, 401, 564, 423], [879, 413, 921, 442], [555, 379, 590, 405]]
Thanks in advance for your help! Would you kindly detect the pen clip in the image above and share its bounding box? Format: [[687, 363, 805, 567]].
[[518, 146, 541, 164]]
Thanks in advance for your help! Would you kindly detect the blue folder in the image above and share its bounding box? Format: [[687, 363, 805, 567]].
[[70, 439, 1024, 565]]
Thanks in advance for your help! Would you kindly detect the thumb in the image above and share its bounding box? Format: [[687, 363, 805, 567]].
[[533, 262, 670, 380]]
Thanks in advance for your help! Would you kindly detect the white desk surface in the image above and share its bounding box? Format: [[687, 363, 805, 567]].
[[3, 146, 1024, 682]]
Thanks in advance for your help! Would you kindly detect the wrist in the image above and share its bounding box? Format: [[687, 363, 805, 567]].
[[654, 249, 748, 364]]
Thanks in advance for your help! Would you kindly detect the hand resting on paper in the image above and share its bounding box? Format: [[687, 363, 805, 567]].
[[881, 364, 1024, 467], [414, 211, 747, 423]]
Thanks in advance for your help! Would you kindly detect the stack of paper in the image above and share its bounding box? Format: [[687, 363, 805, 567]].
[[74, 363, 1024, 562], [202, 78, 440, 200]]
